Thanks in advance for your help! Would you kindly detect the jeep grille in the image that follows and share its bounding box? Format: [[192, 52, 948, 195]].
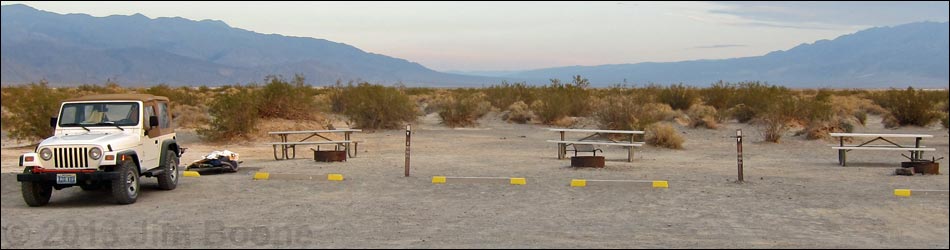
[[52, 147, 91, 169]]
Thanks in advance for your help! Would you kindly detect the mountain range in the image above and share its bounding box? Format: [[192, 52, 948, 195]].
[[2, 4, 947, 88], [0, 4, 491, 87]]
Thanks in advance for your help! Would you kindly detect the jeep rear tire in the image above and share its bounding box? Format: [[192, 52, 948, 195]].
[[21, 168, 52, 207], [157, 150, 179, 191], [111, 161, 140, 205]]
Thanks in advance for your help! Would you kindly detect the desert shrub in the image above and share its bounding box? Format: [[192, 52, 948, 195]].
[[730, 82, 791, 123], [73, 81, 128, 96], [686, 104, 719, 129], [755, 95, 799, 143], [701, 81, 737, 111], [485, 81, 535, 110], [646, 123, 684, 149], [503, 101, 534, 124], [256, 75, 318, 120], [795, 92, 835, 125], [942, 115, 949, 129], [532, 78, 592, 124], [854, 111, 868, 126], [829, 95, 887, 117], [803, 119, 855, 140], [173, 104, 210, 129], [331, 83, 417, 129], [142, 84, 202, 106], [438, 92, 491, 128], [198, 86, 260, 141], [595, 95, 676, 131], [1, 82, 70, 142], [403, 87, 438, 96], [870, 87, 942, 127], [659, 83, 700, 111]]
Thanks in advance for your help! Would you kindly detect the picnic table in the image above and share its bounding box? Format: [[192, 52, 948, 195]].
[[268, 129, 362, 161], [829, 133, 935, 166], [546, 129, 645, 162]]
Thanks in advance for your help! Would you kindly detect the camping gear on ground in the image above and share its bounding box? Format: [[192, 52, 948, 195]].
[[186, 150, 241, 173]]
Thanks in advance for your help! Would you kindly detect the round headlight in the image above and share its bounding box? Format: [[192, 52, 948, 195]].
[[40, 148, 53, 161], [89, 148, 103, 160]]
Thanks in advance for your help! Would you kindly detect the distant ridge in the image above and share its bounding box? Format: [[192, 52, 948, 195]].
[[500, 22, 949, 88], [0, 4, 494, 87]]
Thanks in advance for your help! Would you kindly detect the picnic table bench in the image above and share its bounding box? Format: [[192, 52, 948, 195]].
[[268, 129, 362, 161], [546, 129, 645, 162], [829, 133, 935, 166]]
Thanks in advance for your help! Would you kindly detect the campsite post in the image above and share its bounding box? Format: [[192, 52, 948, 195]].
[[736, 129, 744, 183], [405, 124, 411, 177]]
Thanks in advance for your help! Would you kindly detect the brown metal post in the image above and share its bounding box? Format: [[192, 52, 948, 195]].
[[405, 125, 411, 177], [737, 129, 744, 183]]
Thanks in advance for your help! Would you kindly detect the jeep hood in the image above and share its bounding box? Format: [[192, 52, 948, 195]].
[[40, 133, 139, 150]]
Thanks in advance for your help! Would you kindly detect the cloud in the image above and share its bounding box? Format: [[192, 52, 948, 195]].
[[692, 44, 748, 49], [709, 2, 949, 28]]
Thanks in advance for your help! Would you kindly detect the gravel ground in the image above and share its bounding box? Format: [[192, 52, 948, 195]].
[[2, 115, 948, 248]]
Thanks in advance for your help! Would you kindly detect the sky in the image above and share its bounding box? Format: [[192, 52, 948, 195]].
[[2, 1, 948, 72]]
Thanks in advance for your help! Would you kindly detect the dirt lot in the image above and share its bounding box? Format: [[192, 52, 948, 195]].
[[2, 114, 948, 248]]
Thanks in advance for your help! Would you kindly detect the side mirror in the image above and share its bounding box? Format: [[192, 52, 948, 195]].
[[149, 116, 159, 128], [49, 118, 58, 128]]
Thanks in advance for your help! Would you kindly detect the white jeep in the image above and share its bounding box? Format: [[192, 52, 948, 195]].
[[17, 94, 183, 206]]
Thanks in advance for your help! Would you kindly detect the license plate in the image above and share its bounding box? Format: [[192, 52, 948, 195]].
[[56, 174, 77, 185]]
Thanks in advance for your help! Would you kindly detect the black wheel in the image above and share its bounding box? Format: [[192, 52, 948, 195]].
[[157, 150, 180, 191], [21, 168, 52, 207], [111, 161, 140, 205]]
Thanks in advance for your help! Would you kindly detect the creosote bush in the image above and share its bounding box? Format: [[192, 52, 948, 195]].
[[1, 81, 70, 142], [532, 77, 593, 124], [330, 83, 417, 129], [871, 87, 942, 127], [198, 86, 260, 142], [438, 92, 491, 128], [485, 81, 535, 110], [594, 95, 676, 132], [257, 75, 319, 120], [659, 83, 700, 111]]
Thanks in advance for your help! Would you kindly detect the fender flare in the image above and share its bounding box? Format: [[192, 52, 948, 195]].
[[115, 150, 141, 171], [159, 140, 180, 167]]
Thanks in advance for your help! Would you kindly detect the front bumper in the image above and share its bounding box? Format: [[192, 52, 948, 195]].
[[17, 171, 119, 183]]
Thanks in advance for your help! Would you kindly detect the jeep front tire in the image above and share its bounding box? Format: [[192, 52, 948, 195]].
[[21, 167, 52, 207], [111, 161, 140, 205], [157, 150, 179, 191]]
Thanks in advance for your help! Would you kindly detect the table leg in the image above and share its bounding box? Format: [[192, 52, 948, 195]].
[[839, 137, 845, 166], [273, 145, 280, 161], [282, 135, 289, 160], [345, 132, 352, 158], [628, 134, 635, 163], [842, 150, 847, 167], [558, 131, 566, 160], [914, 137, 922, 161]]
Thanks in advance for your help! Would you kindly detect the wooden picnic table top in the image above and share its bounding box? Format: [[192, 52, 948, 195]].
[[548, 129, 645, 134], [268, 129, 362, 135], [829, 133, 933, 139]]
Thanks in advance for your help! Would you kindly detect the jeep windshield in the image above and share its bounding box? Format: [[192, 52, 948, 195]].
[[59, 102, 140, 127]]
